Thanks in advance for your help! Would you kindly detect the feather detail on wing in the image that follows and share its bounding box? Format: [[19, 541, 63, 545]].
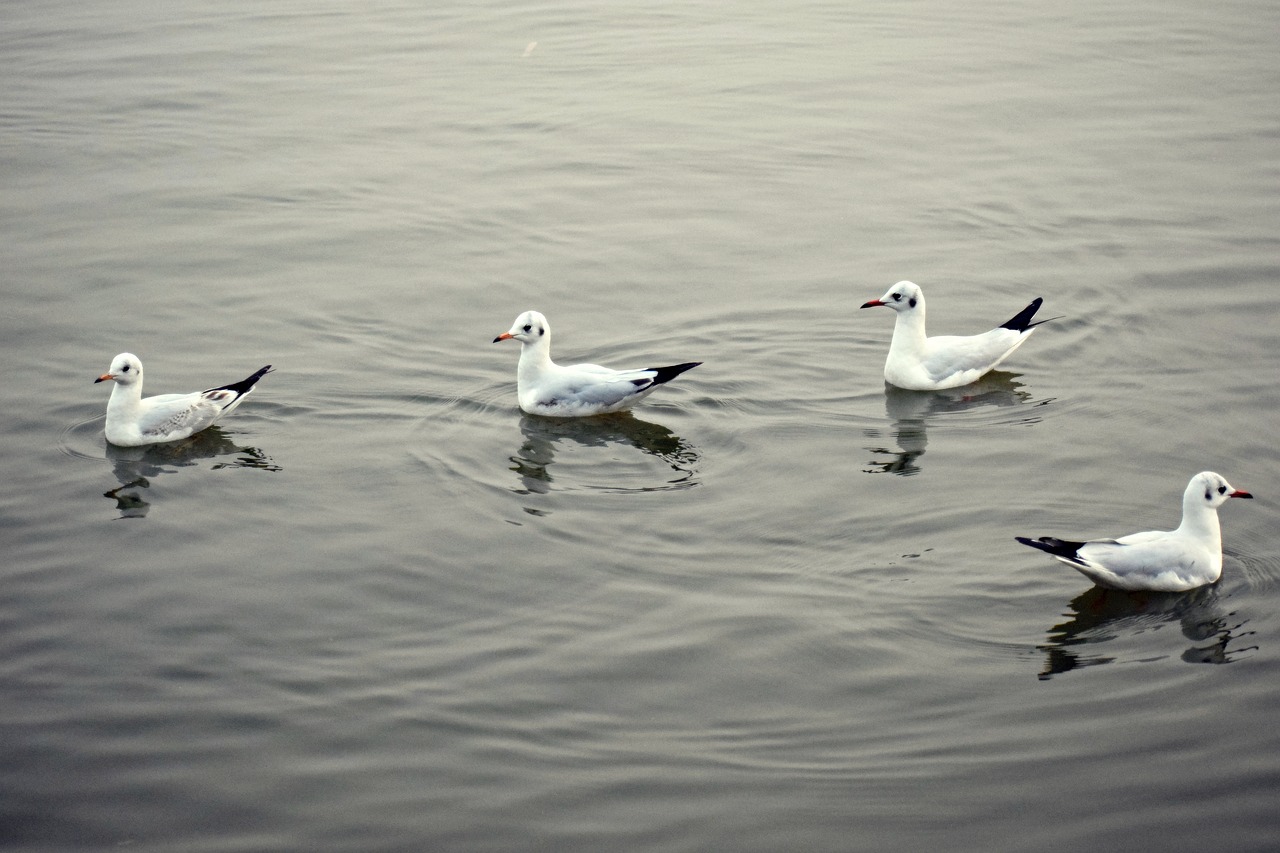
[[137, 390, 234, 438], [532, 368, 659, 411], [921, 329, 1028, 383], [1076, 536, 1200, 575]]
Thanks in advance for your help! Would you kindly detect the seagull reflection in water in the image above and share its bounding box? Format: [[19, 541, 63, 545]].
[[865, 371, 1039, 475], [1036, 584, 1256, 680], [510, 412, 699, 496], [102, 426, 280, 518]]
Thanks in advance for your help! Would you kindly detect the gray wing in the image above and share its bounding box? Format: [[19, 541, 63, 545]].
[[136, 390, 235, 439], [922, 328, 1028, 383], [527, 364, 657, 413], [1074, 534, 1215, 590]]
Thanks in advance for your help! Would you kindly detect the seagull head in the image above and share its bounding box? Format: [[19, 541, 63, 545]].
[[493, 310, 550, 346], [1189, 471, 1253, 510], [95, 352, 143, 386], [861, 281, 924, 314]]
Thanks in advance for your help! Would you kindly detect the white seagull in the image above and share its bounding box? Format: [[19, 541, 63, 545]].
[[493, 310, 700, 417], [860, 281, 1050, 391], [1016, 471, 1254, 592], [95, 352, 273, 447]]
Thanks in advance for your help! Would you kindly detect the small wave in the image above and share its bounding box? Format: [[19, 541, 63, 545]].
[[58, 414, 108, 462], [407, 391, 705, 503], [857, 372, 1058, 476], [1035, 585, 1258, 679]]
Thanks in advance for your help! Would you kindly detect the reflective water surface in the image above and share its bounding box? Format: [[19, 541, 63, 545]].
[[3, 1, 1279, 850]]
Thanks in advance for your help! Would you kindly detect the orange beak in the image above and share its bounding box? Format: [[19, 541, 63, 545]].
[[492, 332, 513, 343], [95, 373, 115, 384]]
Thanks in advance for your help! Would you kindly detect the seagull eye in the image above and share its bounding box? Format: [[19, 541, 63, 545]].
[[1218, 485, 1227, 495], [121, 365, 129, 372], [522, 324, 532, 332], [891, 293, 901, 301]]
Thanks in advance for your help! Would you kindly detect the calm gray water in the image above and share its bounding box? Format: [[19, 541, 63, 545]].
[[3, 1, 1279, 850]]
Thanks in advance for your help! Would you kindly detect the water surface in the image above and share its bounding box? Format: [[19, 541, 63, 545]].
[[3, 1, 1279, 850]]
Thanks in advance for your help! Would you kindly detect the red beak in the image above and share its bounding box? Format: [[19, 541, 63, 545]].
[[1229, 489, 1253, 499], [860, 299, 885, 309]]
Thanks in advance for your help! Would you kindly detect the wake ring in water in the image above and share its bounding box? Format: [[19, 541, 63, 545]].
[[860, 371, 1058, 476], [59, 414, 109, 462], [407, 388, 705, 502]]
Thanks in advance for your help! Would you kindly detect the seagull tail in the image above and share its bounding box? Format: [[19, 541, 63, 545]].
[[646, 362, 701, 386], [1015, 535, 1086, 562], [1000, 297, 1062, 332], [206, 365, 274, 397]]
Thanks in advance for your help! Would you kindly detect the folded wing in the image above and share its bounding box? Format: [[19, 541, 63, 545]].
[[922, 329, 1027, 385], [137, 389, 238, 440]]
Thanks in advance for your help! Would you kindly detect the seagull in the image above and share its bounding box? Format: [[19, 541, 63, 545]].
[[493, 310, 700, 417], [1015, 471, 1254, 592], [860, 281, 1051, 391], [95, 353, 273, 447]]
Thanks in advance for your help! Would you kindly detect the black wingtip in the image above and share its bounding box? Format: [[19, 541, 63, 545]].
[[207, 364, 273, 396], [999, 297, 1046, 331], [646, 362, 701, 386], [1015, 535, 1085, 561]]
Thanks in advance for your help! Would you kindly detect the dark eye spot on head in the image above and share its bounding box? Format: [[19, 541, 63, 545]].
[[1205, 490, 1213, 500], [909, 297, 917, 307], [538, 326, 545, 336]]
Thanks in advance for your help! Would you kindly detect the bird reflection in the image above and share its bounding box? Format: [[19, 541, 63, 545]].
[[102, 426, 280, 518], [509, 412, 699, 495], [103, 479, 152, 518], [1036, 585, 1256, 680], [864, 372, 1036, 475]]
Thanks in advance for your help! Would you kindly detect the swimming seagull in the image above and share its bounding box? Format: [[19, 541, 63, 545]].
[[493, 310, 700, 417], [95, 352, 273, 446], [1015, 471, 1254, 592], [860, 281, 1051, 391]]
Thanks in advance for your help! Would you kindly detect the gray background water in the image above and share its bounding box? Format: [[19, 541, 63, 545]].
[[3, 1, 1279, 850]]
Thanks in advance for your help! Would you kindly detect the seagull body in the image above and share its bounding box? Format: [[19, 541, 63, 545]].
[[95, 353, 272, 446], [493, 310, 699, 417], [861, 281, 1049, 391], [1016, 472, 1254, 592]]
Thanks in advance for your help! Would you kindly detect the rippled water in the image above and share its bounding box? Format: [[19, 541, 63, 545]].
[[4, 1, 1279, 850]]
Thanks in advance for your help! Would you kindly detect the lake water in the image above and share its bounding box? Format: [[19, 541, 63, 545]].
[[3, 1, 1279, 850]]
